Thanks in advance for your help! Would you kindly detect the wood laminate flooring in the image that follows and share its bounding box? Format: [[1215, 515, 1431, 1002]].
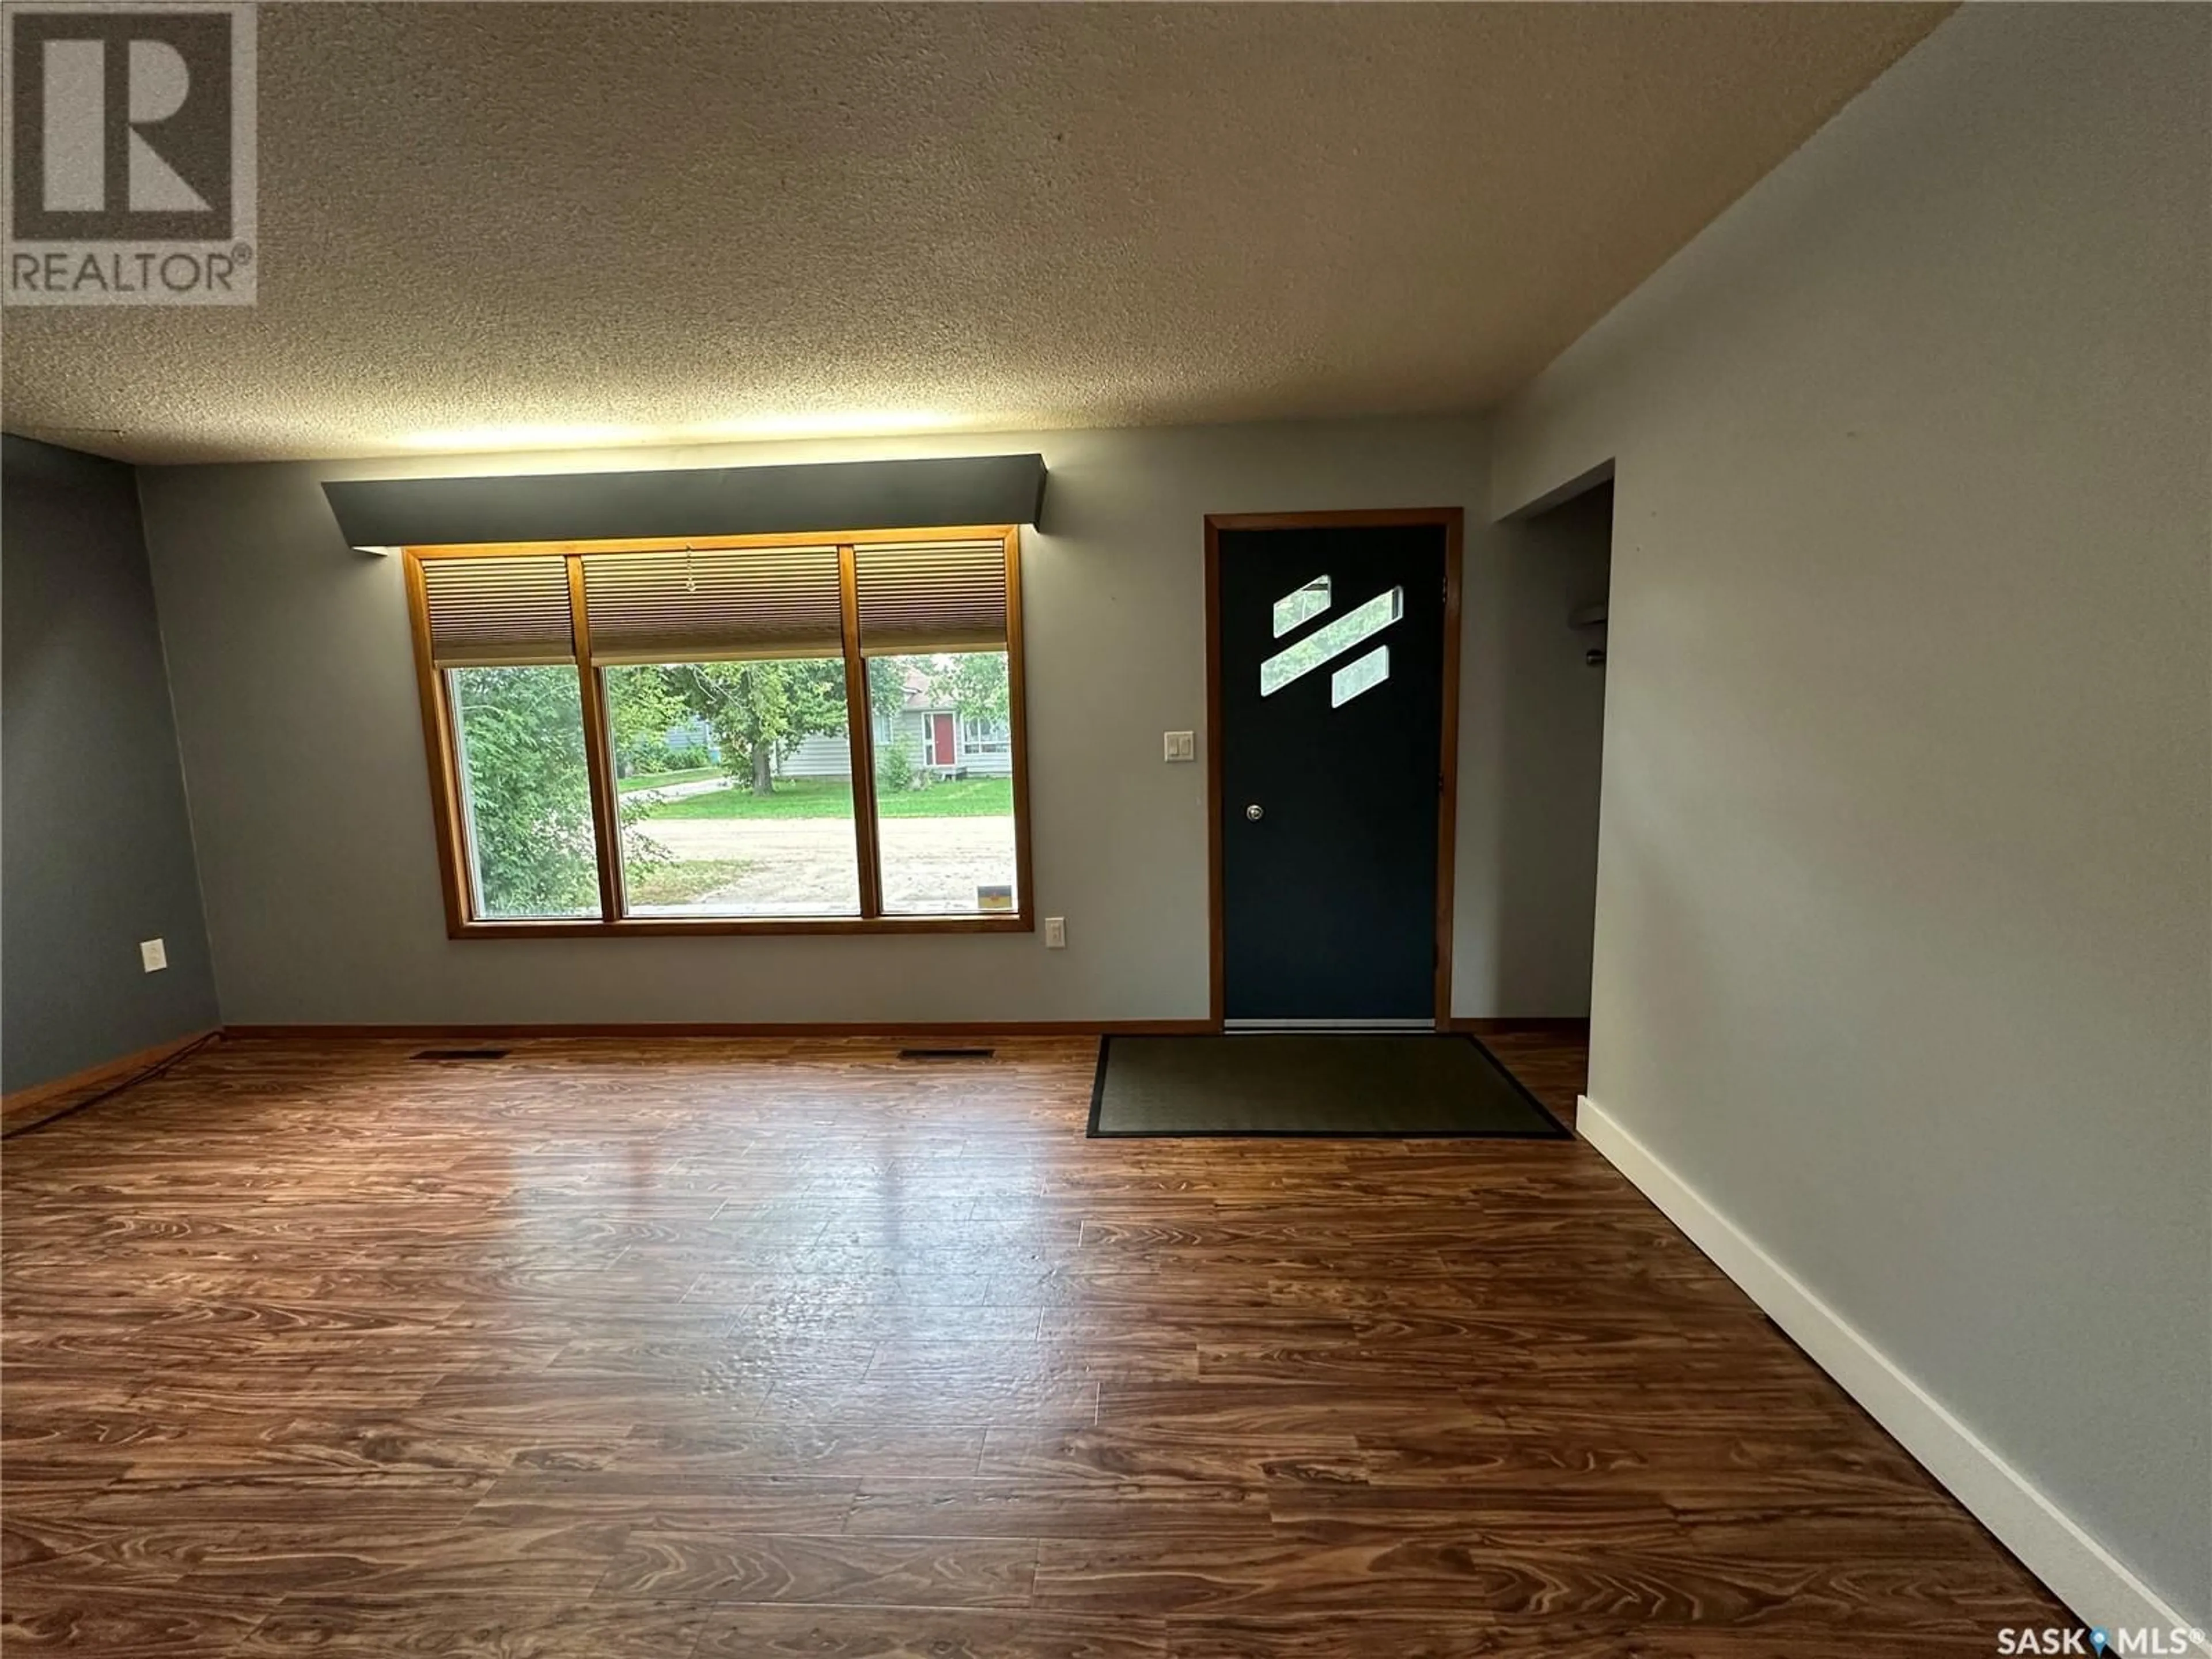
[[0, 1032, 2070, 1655]]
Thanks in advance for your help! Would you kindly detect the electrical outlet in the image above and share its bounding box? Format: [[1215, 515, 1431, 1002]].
[[139, 938, 168, 972], [1043, 917, 1067, 949], [1164, 731, 1195, 762]]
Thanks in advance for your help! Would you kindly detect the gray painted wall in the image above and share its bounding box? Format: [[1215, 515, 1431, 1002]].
[[134, 415, 1606, 1025], [1492, 6, 2209, 1624], [3, 435, 219, 1092]]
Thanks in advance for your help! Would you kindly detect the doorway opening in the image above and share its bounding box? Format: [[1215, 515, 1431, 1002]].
[[1491, 478, 1612, 1029]]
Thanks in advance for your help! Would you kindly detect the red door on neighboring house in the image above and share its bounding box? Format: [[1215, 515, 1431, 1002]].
[[930, 713, 957, 768]]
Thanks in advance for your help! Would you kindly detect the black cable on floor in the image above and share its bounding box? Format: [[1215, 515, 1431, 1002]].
[[2, 1032, 222, 1140]]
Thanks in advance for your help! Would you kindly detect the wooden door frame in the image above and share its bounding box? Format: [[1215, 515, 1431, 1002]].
[[1203, 507, 1464, 1031]]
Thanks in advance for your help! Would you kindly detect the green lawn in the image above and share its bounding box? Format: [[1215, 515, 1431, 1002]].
[[641, 777, 1013, 820], [616, 765, 719, 794]]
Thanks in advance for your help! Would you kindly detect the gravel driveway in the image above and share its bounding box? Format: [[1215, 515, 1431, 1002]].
[[632, 816, 1017, 915]]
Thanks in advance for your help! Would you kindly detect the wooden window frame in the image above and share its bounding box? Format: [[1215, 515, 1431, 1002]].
[[404, 525, 1032, 939]]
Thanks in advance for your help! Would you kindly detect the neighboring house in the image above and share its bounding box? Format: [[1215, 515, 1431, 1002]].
[[781, 665, 1011, 782], [901, 705, 1012, 779], [664, 717, 713, 755]]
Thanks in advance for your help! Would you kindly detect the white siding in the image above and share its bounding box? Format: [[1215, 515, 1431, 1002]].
[[952, 739, 1012, 779], [778, 733, 852, 781]]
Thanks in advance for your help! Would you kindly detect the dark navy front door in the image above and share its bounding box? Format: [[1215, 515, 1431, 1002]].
[[1217, 522, 1447, 1024]]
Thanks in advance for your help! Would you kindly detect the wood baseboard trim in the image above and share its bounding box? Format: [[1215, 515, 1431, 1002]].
[[1449, 1017, 1592, 1035], [1577, 1092, 2208, 1647], [2, 1028, 220, 1134], [221, 1020, 1216, 1041]]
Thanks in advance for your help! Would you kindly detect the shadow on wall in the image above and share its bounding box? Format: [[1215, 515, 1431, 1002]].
[[1487, 480, 1612, 1016]]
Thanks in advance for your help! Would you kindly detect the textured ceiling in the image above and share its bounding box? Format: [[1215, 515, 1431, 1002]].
[[2, 3, 1948, 464]]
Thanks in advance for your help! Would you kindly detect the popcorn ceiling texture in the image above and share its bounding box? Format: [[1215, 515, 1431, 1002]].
[[3, 2, 1946, 464]]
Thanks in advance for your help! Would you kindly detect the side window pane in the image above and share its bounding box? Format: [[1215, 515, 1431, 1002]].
[[448, 665, 602, 919], [1330, 643, 1391, 707], [866, 652, 1018, 915], [1272, 574, 1331, 637], [608, 658, 861, 918]]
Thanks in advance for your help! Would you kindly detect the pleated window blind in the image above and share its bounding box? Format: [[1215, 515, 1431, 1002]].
[[581, 546, 843, 663], [853, 540, 1010, 654], [420, 556, 576, 666]]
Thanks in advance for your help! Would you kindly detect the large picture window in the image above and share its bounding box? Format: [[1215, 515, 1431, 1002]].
[[403, 528, 1029, 935]]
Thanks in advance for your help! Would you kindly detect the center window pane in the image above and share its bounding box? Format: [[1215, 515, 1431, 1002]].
[[865, 652, 1018, 915], [606, 658, 861, 918]]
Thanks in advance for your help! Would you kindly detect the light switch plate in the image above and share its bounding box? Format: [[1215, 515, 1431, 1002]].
[[140, 938, 168, 972], [1043, 917, 1067, 949], [1164, 731, 1195, 762]]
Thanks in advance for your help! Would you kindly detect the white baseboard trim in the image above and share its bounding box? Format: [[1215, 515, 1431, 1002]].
[[1577, 1093, 2209, 1652]]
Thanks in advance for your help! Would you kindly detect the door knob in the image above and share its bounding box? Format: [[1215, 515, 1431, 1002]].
[[1245, 804, 1264, 821]]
